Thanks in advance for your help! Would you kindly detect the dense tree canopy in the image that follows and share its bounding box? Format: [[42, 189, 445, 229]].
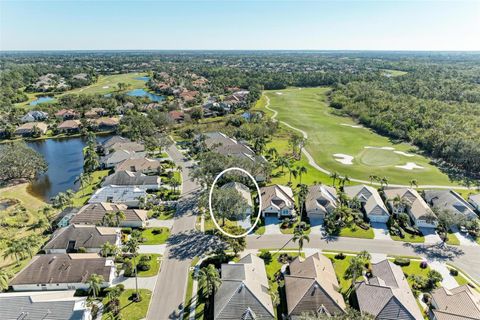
[[0, 142, 47, 183]]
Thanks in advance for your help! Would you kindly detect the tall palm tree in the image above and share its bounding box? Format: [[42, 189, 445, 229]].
[[296, 183, 309, 215], [114, 210, 126, 227], [197, 264, 221, 309], [3, 241, 26, 265], [0, 270, 11, 292], [102, 211, 116, 227], [87, 274, 104, 298], [288, 165, 298, 184], [330, 172, 339, 187], [266, 147, 278, 161], [380, 176, 389, 188], [125, 237, 140, 301], [20, 235, 41, 258], [75, 173, 90, 196], [368, 175, 376, 185], [296, 165, 308, 184], [409, 179, 418, 188], [293, 228, 310, 256], [275, 156, 289, 173]]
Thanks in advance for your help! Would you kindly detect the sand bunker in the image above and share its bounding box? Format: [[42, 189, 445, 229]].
[[102, 86, 109, 89], [333, 154, 354, 165], [396, 162, 424, 170], [341, 123, 364, 129], [365, 146, 395, 151], [394, 151, 415, 157]]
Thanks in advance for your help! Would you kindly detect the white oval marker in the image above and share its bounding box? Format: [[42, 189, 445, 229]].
[[208, 167, 262, 239]]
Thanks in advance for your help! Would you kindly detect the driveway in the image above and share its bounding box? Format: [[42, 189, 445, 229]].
[[139, 244, 166, 255], [420, 227, 442, 244], [371, 222, 393, 241], [428, 260, 459, 289], [309, 218, 324, 235], [113, 274, 157, 290], [451, 226, 478, 246], [264, 216, 281, 235], [147, 218, 174, 228]]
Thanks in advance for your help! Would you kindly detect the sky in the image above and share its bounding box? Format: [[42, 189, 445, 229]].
[[0, 0, 479, 51]]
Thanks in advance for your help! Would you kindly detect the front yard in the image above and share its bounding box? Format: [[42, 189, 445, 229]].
[[136, 254, 162, 277], [339, 225, 375, 239], [391, 233, 425, 243], [102, 289, 151, 320], [140, 227, 170, 245]]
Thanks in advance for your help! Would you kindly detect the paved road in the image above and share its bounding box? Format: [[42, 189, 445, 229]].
[[263, 94, 471, 190], [146, 144, 201, 320], [246, 233, 480, 284]]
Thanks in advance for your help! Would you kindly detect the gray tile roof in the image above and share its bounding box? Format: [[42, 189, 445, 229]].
[[384, 187, 436, 221], [70, 203, 147, 225], [43, 224, 118, 251], [0, 291, 88, 320], [344, 185, 389, 217], [355, 259, 423, 320], [431, 285, 480, 320], [215, 254, 274, 319], [116, 158, 162, 172], [424, 190, 477, 219], [102, 170, 160, 187], [10, 254, 113, 286], [305, 185, 338, 215], [260, 185, 295, 211]]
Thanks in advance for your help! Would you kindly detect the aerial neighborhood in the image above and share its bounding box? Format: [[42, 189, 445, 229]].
[[1, 50, 480, 320]]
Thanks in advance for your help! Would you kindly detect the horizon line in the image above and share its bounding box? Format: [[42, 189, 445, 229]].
[[1, 49, 480, 53]]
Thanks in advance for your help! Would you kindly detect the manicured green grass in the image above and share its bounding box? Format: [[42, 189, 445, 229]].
[[392, 260, 431, 289], [71, 170, 110, 206], [136, 254, 162, 277], [391, 233, 425, 243], [339, 226, 375, 239], [323, 253, 357, 293], [140, 228, 170, 245], [446, 231, 460, 246], [260, 88, 456, 186], [102, 289, 151, 320], [264, 251, 302, 294], [68, 73, 148, 95], [280, 222, 311, 235]]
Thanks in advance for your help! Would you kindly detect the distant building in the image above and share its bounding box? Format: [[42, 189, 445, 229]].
[[168, 110, 184, 123], [100, 150, 147, 168], [424, 189, 477, 220], [260, 184, 296, 218], [305, 184, 338, 219], [70, 203, 148, 228], [355, 259, 423, 320], [285, 253, 346, 318], [14, 122, 48, 136], [0, 291, 91, 320], [384, 187, 437, 228], [58, 120, 81, 133], [116, 157, 162, 174], [344, 185, 390, 223], [43, 224, 120, 254], [9, 253, 115, 292], [55, 109, 79, 120], [214, 254, 275, 319], [84, 107, 106, 118], [88, 186, 147, 208], [90, 117, 120, 131], [102, 170, 161, 191], [21, 110, 48, 123]]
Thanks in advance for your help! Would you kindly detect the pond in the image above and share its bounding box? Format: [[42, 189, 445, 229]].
[[135, 76, 150, 81], [26, 135, 112, 201], [127, 88, 164, 102], [30, 96, 56, 106]]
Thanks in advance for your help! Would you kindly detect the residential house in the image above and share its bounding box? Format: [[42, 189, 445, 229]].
[[305, 185, 338, 219], [260, 184, 296, 218], [99, 135, 131, 152], [141, 103, 161, 111], [384, 187, 438, 228], [58, 120, 81, 134], [468, 194, 480, 213], [214, 254, 275, 319], [84, 107, 106, 119], [21, 110, 48, 123], [9, 253, 115, 292], [168, 110, 184, 123], [220, 182, 253, 229], [117, 102, 135, 114], [0, 291, 91, 320], [116, 157, 162, 174], [88, 186, 147, 208], [43, 224, 120, 254], [100, 150, 147, 168], [285, 253, 346, 318], [102, 170, 161, 191], [56, 207, 80, 228], [70, 203, 148, 228], [55, 109, 79, 120], [355, 259, 423, 320], [103, 141, 145, 155], [424, 190, 478, 220], [179, 90, 199, 103], [344, 185, 390, 223], [430, 285, 480, 320], [14, 122, 48, 136], [90, 117, 120, 131]]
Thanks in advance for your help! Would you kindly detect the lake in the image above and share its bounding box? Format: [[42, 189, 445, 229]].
[[26, 135, 112, 201], [135, 76, 150, 81], [127, 88, 164, 102], [30, 96, 56, 106]]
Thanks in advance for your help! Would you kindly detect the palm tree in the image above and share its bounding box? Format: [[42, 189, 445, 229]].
[[197, 264, 221, 309], [266, 147, 278, 160], [296, 165, 308, 184], [102, 211, 116, 227], [296, 183, 309, 215], [125, 237, 140, 301], [101, 242, 117, 257], [20, 235, 41, 258], [106, 285, 123, 317], [368, 175, 377, 185], [293, 228, 310, 256], [0, 270, 11, 292], [170, 178, 181, 193], [330, 172, 339, 186], [275, 156, 289, 173], [380, 176, 389, 188], [339, 175, 350, 187], [114, 210, 126, 227], [75, 173, 90, 196], [409, 179, 418, 188], [288, 165, 298, 184], [3, 240, 26, 265], [87, 274, 104, 298]]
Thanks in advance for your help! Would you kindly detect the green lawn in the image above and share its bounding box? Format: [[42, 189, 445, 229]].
[[140, 228, 170, 245], [280, 222, 311, 235], [71, 170, 110, 206], [102, 289, 151, 320], [323, 253, 358, 293], [68, 73, 148, 95], [136, 254, 162, 277], [259, 88, 457, 186], [339, 226, 375, 239], [391, 233, 425, 243], [446, 231, 461, 246]]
